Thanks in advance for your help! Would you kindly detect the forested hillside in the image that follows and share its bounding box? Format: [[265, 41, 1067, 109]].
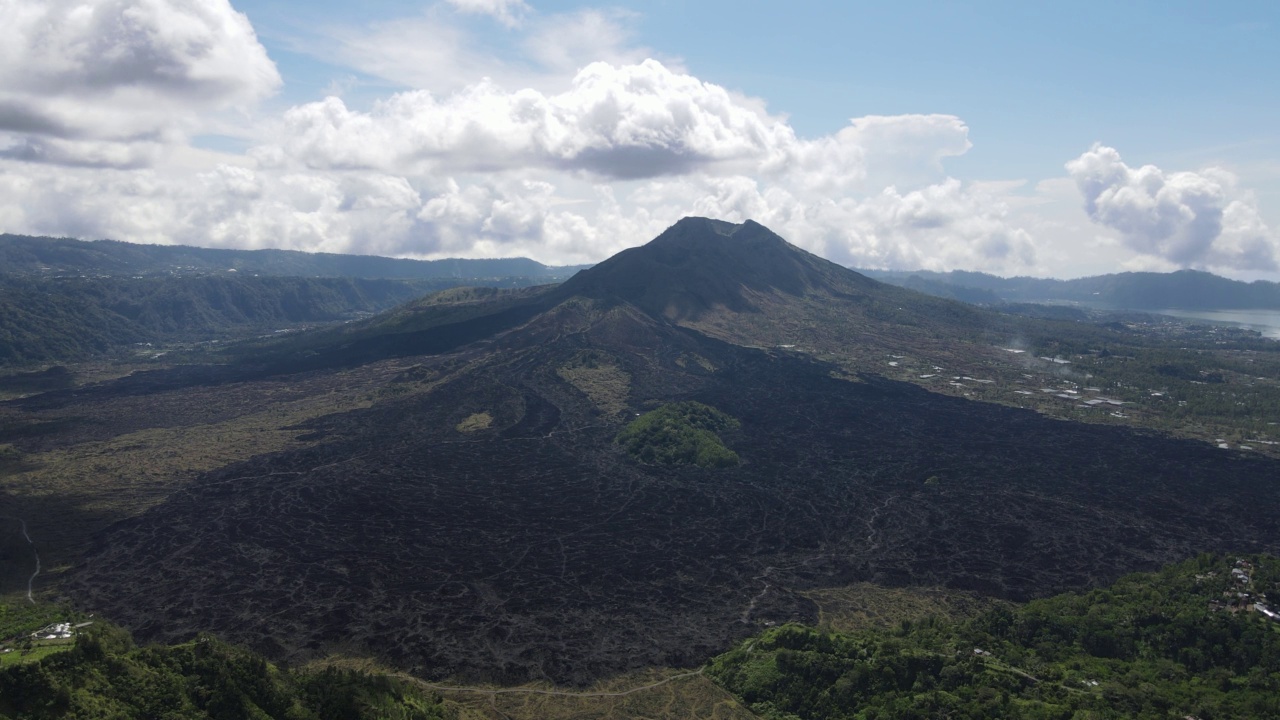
[[710, 554, 1280, 719], [0, 615, 451, 720], [0, 234, 584, 280], [0, 275, 448, 366], [864, 268, 1280, 310]]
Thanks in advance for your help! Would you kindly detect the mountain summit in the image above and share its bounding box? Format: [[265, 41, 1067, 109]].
[[229, 216, 985, 372], [557, 217, 874, 320]]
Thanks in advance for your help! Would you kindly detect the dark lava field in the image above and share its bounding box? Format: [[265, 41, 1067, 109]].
[[68, 298, 1280, 684]]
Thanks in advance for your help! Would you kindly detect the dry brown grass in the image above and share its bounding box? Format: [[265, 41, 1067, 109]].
[[4, 388, 376, 511], [557, 353, 632, 417], [456, 412, 494, 432], [0, 381, 393, 577], [304, 657, 759, 720], [425, 669, 757, 720], [802, 582, 1008, 635]]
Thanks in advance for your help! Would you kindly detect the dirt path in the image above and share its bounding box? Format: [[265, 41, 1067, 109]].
[[864, 494, 898, 551], [19, 518, 40, 603], [411, 667, 706, 699]]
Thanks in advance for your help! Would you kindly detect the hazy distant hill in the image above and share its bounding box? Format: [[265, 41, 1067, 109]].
[[862, 268, 1280, 310], [0, 234, 593, 367], [0, 274, 545, 366], [0, 234, 587, 280]]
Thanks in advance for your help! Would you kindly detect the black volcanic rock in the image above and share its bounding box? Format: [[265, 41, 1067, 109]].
[[556, 217, 877, 321]]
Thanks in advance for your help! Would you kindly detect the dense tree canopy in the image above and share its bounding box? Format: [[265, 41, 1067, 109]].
[[0, 622, 451, 720], [616, 401, 741, 468], [710, 554, 1280, 719]]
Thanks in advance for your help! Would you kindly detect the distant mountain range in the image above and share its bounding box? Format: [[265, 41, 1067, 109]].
[[7, 232, 1274, 313], [0, 234, 587, 280], [861, 268, 1280, 311], [0, 275, 490, 366], [0, 234, 592, 367]]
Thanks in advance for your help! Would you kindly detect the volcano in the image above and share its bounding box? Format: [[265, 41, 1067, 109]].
[[54, 218, 1280, 685]]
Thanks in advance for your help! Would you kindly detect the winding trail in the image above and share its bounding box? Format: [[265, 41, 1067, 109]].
[[864, 494, 898, 552], [18, 518, 40, 603], [410, 667, 706, 699], [740, 567, 775, 623]]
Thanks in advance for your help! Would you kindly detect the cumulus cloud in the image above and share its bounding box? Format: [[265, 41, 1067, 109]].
[[0, 145, 1042, 274], [228, 54, 1035, 273], [0, 0, 280, 165], [0, 49, 1037, 275], [273, 60, 798, 178], [269, 58, 976, 192], [0, 1, 1049, 277], [0, 160, 428, 255], [1067, 144, 1278, 271], [622, 174, 1036, 272]]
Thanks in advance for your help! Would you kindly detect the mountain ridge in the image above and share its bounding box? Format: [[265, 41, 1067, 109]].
[[0, 233, 587, 280], [864, 267, 1280, 311]]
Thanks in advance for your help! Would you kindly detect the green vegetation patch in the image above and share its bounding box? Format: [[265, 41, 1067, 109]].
[[617, 401, 740, 469], [0, 443, 23, 475], [0, 620, 452, 720], [1, 603, 91, 670], [709, 553, 1280, 719]]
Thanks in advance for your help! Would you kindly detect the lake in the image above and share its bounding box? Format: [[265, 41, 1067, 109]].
[[1153, 309, 1280, 339]]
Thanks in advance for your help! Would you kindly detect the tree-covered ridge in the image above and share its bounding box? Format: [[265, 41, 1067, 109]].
[[862, 268, 1280, 311], [0, 621, 451, 720], [616, 401, 741, 468], [0, 275, 456, 367], [0, 233, 584, 280], [709, 554, 1280, 720]]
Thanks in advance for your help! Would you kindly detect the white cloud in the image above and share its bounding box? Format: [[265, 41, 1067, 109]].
[[0, 44, 1042, 275], [268, 58, 978, 193], [229, 54, 1032, 273], [443, 0, 529, 28], [0, 136, 163, 168], [622, 174, 1037, 273], [1066, 144, 1279, 271], [15, 5, 1274, 282], [0, 0, 280, 165], [520, 9, 647, 77], [271, 60, 799, 179], [326, 11, 499, 96], [324, 6, 649, 96]]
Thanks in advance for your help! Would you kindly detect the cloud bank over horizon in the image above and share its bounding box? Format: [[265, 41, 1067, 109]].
[[1067, 144, 1278, 273], [0, 0, 1275, 280]]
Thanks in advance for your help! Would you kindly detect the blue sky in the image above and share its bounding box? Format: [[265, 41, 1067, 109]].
[[1, 0, 1277, 278]]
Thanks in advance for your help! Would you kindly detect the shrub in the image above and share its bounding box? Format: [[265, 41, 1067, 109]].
[[616, 401, 740, 469]]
